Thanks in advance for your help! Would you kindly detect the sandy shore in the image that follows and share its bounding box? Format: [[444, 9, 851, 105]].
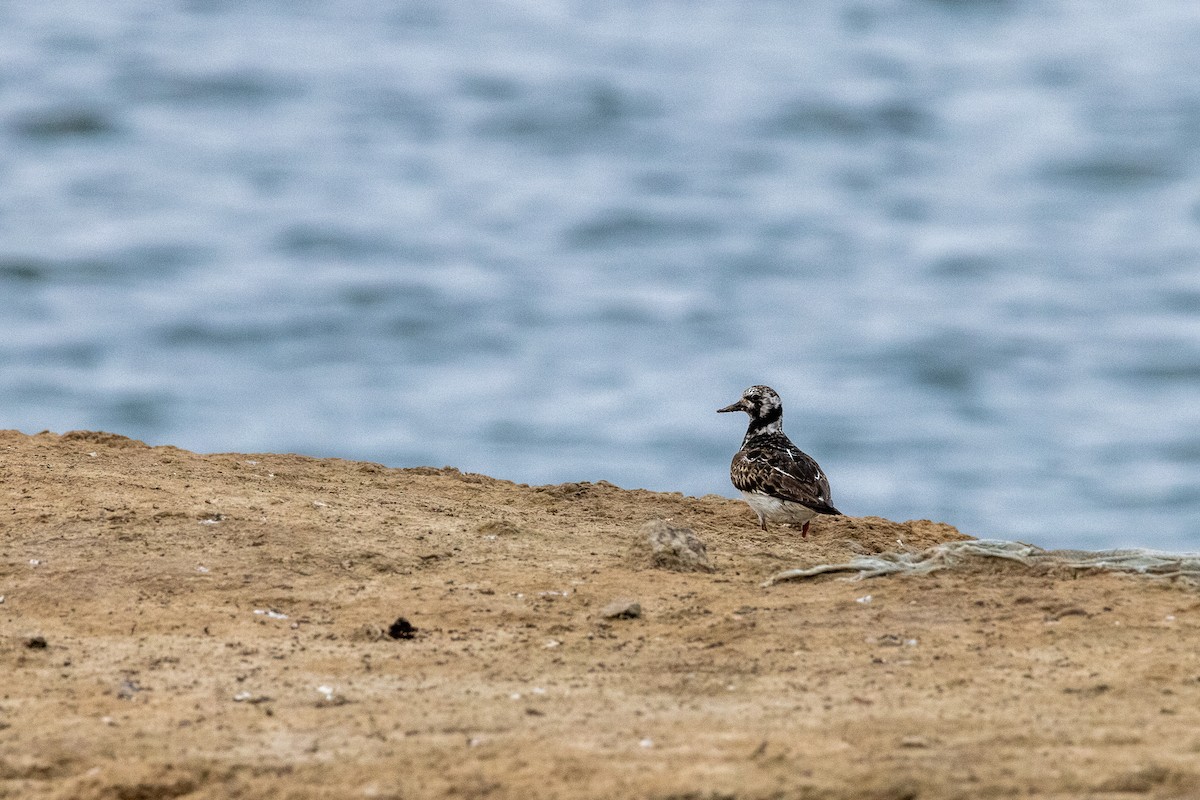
[[1, 429, 1198, 799]]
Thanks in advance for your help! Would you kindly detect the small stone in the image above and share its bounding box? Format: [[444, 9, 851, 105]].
[[387, 617, 417, 640], [233, 692, 272, 704], [600, 599, 642, 620], [636, 519, 714, 573], [315, 685, 348, 706], [353, 624, 387, 642], [253, 609, 288, 620], [24, 635, 48, 649]]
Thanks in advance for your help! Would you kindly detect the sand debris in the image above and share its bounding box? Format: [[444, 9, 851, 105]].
[[766, 539, 1200, 585]]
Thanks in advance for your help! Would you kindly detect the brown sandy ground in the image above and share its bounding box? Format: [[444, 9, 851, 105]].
[[1, 429, 1199, 800]]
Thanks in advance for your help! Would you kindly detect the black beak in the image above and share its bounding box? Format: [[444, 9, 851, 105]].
[[717, 400, 746, 413]]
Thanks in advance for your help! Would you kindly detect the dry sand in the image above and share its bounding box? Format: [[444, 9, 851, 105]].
[[2, 429, 1199, 799]]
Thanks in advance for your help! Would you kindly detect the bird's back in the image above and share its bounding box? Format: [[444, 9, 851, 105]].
[[731, 432, 840, 515]]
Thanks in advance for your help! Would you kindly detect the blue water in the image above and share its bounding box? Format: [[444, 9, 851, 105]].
[[3, 1, 1200, 550]]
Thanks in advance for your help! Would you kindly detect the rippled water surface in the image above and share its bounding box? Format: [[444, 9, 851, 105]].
[[4, 1, 1200, 549]]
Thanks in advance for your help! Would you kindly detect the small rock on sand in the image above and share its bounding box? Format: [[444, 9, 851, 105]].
[[600, 600, 642, 620], [636, 519, 714, 573], [387, 617, 418, 639]]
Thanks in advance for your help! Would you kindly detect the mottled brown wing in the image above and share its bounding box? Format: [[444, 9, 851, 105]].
[[731, 444, 841, 515]]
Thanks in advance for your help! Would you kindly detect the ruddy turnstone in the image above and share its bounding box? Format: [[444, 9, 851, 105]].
[[718, 385, 841, 537]]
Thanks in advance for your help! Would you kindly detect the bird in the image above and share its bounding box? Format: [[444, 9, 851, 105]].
[[717, 385, 841, 537]]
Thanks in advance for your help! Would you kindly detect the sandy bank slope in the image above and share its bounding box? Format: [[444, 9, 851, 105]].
[[1, 429, 1198, 800]]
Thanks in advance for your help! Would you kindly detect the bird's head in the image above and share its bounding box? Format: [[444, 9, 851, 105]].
[[717, 385, 782, 421]]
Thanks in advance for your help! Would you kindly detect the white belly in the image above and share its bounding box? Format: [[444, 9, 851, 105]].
[[740, 491, 817, 524]]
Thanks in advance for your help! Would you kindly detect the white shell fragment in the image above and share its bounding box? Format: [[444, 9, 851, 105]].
[[253, 609, 289, 620]]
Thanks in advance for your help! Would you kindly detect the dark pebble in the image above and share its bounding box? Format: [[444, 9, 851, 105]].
[[387, 617, 418, 640]]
